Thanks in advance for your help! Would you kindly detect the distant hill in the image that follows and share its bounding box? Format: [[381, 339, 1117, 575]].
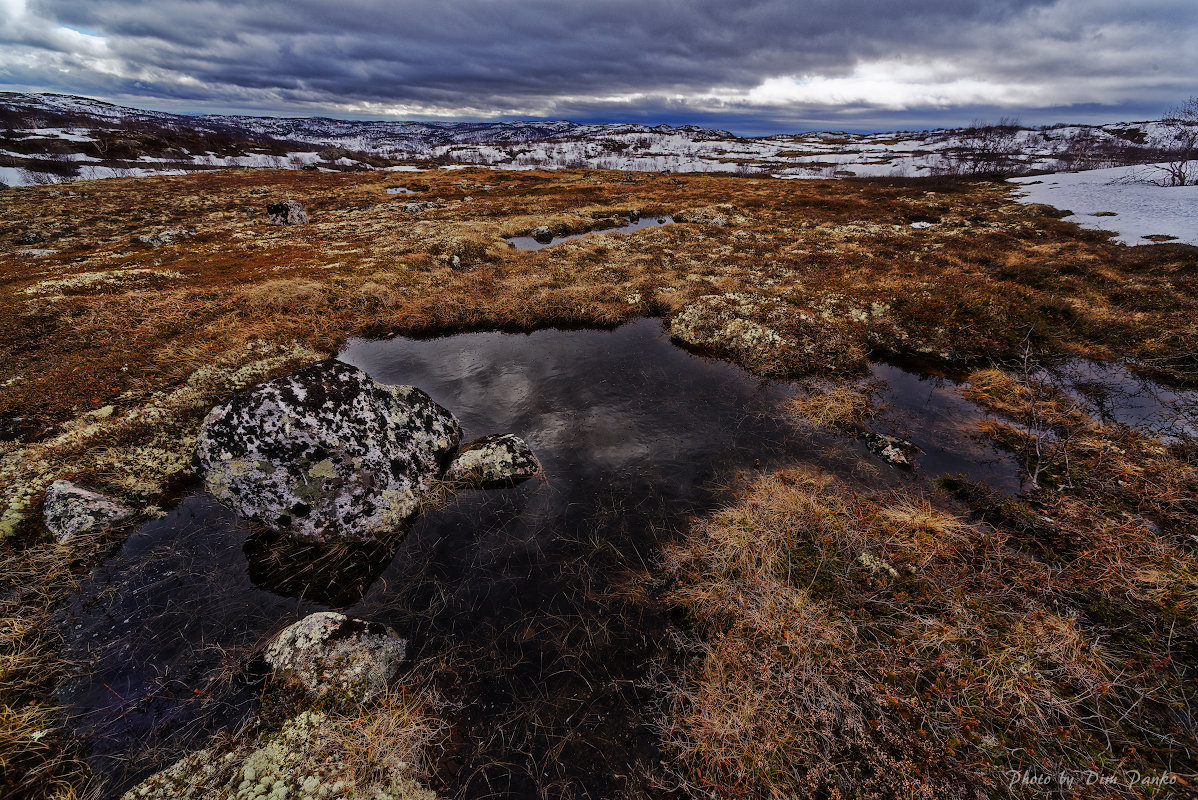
[[0, 91, 1188, 186]]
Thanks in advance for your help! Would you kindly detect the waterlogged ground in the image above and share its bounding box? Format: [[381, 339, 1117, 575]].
[[56, 319, 1029, 798], [506, 215, 675, 251]]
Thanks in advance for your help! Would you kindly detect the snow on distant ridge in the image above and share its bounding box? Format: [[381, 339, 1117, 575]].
[[1010, 164, 1198, 247]]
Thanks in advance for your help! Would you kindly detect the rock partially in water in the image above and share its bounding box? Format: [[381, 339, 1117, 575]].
[[265, 611, 406, 700], [122, 710, 435, 800], [445, 433, 542, 487], [861, 431, 920, 467], [136, 228, 195, 248], [267, 199, 309, 225], [193, 359, 461, 544], [531, 225, 554, 243], [43, 480, 133, 544]]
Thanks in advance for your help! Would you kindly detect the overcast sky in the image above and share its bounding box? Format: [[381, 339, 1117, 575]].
[[1, 0, 1195, 134]]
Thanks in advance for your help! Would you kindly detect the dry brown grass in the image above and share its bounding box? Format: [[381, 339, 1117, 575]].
[[662, 465, 1197, 798], [788, 383, 873, 428]]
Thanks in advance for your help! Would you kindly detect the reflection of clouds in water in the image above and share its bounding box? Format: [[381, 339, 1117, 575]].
[[871, 364, 1023, 492], [1044, 360, 1197, 443]]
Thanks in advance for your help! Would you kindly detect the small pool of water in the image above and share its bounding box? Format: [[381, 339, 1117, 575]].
[[1043, 359, 1198, 443], [386, 186, 417, 194], [56, 320, 1022, 799], [506, 214, 674, 251]]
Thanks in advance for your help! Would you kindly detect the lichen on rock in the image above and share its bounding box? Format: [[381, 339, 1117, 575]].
[[193, 360, 461, 544], [123, 710, 437, 800], [444, 433, 541, 487], [42, 479, 132, 543], [265, 612, 406, 700]]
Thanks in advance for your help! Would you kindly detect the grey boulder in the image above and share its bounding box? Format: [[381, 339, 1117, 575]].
[[531, 225, 554, 243], [267, 199, 309, 225], [43, 480, 133, 544], [193, 359, 461, 544], [445, 433, 542, 487], [265, 611, 406, 699]]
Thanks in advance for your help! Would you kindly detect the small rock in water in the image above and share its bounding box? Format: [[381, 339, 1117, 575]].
[[445, 433, 542, 487], [193, 359, 461, 544], [265, 611, 405, 699], [14, 230, 44, 245], [266, 199, 309, 225], [531, 225, 554, 243], [43, 480, 133, 544], [136, 228, 195, 248], [861, 431, 920, 467]]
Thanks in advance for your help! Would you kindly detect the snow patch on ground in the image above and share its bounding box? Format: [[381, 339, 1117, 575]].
[[1010, 163, 1198, 246]]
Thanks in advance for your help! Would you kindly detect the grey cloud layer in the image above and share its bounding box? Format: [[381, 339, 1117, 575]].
[[4, 0, 1196, 127]]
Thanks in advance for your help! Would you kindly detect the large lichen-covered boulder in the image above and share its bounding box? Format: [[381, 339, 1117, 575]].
[[444, 434, 541, 487], [193, 359, 461, 544], [265, 612, 406, 700], [43, 480, 133, 544], [122, 710, 437, 800]]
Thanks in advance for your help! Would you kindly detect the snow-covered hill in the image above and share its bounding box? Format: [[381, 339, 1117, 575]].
[[0, 92, 1192, 186]]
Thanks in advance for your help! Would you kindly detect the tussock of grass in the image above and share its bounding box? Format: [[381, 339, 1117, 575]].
[[662, 466, 1197, 798], [242, 279, 326, 311], [788, 383, 873, 428]]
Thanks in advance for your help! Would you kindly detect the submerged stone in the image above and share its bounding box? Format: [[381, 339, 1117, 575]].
[[43, 480, 133, 544], [265, 611, 406, 700], [861, 431, 920, 467], [267, 199, 309, 225], [444, 433, 542, 487], [193, 359, 461, 544]]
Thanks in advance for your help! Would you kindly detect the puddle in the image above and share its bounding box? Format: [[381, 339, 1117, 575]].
[[1043, 359, 1198, 443], [868, 364, 1023, 492], [506, 214, 674, 251], [386, 186, 416, 194], [56, 319, 1021, 798]]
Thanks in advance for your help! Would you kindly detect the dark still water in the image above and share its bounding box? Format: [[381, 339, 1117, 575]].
[[55, 319, 1022, 799]]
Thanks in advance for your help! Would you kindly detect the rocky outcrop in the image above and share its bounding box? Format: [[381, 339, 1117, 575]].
[[43, 480, 133, 544], [267, 199, 309, 225], [136, 228, 195, 248], [531, 225, 554, 243], [265, 612, 406, 699], [193, 359, 461, 544], [445, 434, 541, 487], [14, 230, 43, 245]]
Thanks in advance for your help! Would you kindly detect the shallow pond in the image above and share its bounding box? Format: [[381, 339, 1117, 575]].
[[58, 319, 1025, 798], [506, 215, 674, 251]]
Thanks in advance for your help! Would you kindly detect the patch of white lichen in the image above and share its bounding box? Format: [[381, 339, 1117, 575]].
[[21, 268, 185, 295], [123, 711, 437, 800]]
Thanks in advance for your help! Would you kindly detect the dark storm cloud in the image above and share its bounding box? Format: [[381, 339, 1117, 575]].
[[2, 0, 1196, 131]]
